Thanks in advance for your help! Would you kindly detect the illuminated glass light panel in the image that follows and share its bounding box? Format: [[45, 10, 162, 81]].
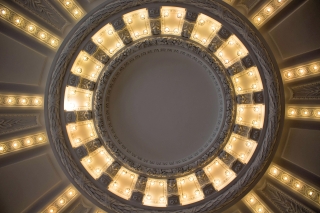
[[252, 0, 292, 28], [223, 0, 235, 5], [109, 167, 138, 200], [233, 67, 263, 95], [70, 51, 104, 81], [224, 133, 257, 164], [282, 61, 320, 81], [66, 120, 96, 147], [58, 0, 84, 19], [0, 95, 42, 107], [0, 133, 47, 155], [215, 35, 249, 68], [176, 174, 204, 205], [123, 9, 151, 41], [92, 24, 124, 57], [190, 14, 222, 47], [243, 192, 271, 213], [143, 179, 167, 207], [81, 147, 114, 179], [160, 7, 186, 35], [41, 186, 78, 213], [204, 158, 236, 191], [287, 106, 320, 120], [64, 86, 93, 111], [269, 165, 320, 206], [236, 104, 265, 129], [0, 4, 60, 49]]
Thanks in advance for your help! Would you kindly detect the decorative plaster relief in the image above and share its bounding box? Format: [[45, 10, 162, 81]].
[[13, 0, 69, 31], [290, 81, 320, 100], [0, 114, 40, 135], [261, 183, 315, 213]]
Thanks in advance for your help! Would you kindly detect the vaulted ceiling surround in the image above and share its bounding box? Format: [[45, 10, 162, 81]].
[[0, 0, 319, 213], [45, 0, 283, 212]]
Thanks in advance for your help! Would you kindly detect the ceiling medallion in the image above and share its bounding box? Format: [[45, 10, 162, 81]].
[[45, 0, 283, 212]]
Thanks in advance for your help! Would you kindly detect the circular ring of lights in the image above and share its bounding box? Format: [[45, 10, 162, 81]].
[[45, 0, 283, 212]]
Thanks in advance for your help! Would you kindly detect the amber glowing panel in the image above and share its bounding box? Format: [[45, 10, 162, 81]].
[[66, 120, 96, 147], [108, 167, 138, 200], [224, 133, 257, 164], [81, 147, 114, 179], [64, 86, 93, 111], [252, 0, 292, 28], [41, 186, 78, 213], [58, 0, 85, 20], [70, 51, 104, 81], [268, 165, 320, 206], [143, 179, 167, 207], [233, 67, 263, 95], [282, 61, 320, 82], [123, 9, 151, 41], [215, 35, 248, 68], [0, 133, 47, 155], [190, 14, 221, 47], [204, 158, 236, 191], [0, 4, 60, 49], [160, 7, 186, 35], [92, 24, 124, 57], [287, 106, 320, 120], [236, 104, 265, 129], [243, 192, 271, 213], [177, 174, 204, 205], [0, 95, 42, 107]]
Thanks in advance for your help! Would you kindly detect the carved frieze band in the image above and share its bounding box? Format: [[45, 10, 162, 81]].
[[290, 81, 320, 100], [0, 114, 40, 135]]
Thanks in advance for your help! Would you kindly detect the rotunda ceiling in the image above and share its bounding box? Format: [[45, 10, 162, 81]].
[[45, 0, 284, 212]]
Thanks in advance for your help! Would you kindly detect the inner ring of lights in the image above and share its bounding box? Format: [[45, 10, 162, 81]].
[[62, 6, 266, 208]]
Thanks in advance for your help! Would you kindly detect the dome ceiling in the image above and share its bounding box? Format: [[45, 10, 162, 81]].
[[46, 1, 282, 212], [0, 0, 319, 213]]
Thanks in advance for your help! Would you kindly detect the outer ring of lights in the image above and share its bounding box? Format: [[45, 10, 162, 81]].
[[45, 0, 284, 212]]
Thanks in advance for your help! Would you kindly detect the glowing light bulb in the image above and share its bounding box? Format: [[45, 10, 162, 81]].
[[227, 144, 232, 150], [313, 65, 318, 71], [207, 167, 212, 172], [252, 120, 258, 126], [303, 109, 309, 115], [90, 133, 94, 137], [74, 10, 79, 15], [86, 158, 92, 163], [180, 179, 185, 184], [127, 18, 132, 24], [308, 191, 314, 196], [295, 182, 301, 188], [151, 181, 155, 185], [249, 197, 255, 203], [108, 30, 113, 35], [15, 18, 21, 24], [278, 0, 282, 2], [202, 39, 207, 43], [258, 207, 263, 212], [106, 157, 111, 162], [109, 49, 114, 54], [228, 40, 235, 45], [130, 174, 135, 179], [248, 71, 253, 76], [49, 208, 55, 213], [194, 34, 199, 39], [113, 182, 118, 187], [199, 19, 204, 24], [51, 39, 57, 45], [68, 190, 74, 196], [266, 7, 271, 13], [34, 99, 39, 104], [97, 37, 103, 44], [237, 50, 242, 56], [174, 28, 178, 33], [189, 177, 194, 181], [75, 138, 81, 143], [7, 98, 13, 103], [116, 42, 121, 47], [91, 73, 95, 77], [271, 168, 278, 175], [59, 198, 65, 204], [239, 117, 243, 121], [143, 29, 148, 34], [254, 107, 260, 112], [125, 188, 130, 193], [147, 195, 151, 200], [95, 168, 101, 174], [65, 1, 71, 6], [164, 12, 169, 17], [214, 179, 221, 185], [77, 67, 82, 73], [159, 182, 164, 186], [70, 90, 76, 95], [282, 175, 288, 181], [218, 52, 223, 57], [12, 142, 18, 148], [122, 170, 127, 175], [224, 59, 229, 64], [177, 13, 182, 18], [257, 17, 261, 22], [95, 65, 101, 70], [134, 32, 139, 37], [239, 107, 244, 112], [72, 125, 76, 131], [1, 9, 6, 15], [245, 141, 252, 147], [26, 139, 31, 144], [232, 136, 237, 141], [182, 194, 187, 199], [225, 170, 231, 176], [239, 153, 245, 159], [28, 25, 35, 32], [165, 27, 169, 32], [195, 190, 200, 196], [252, 84, 257, 89], [40, 32, 46, 39], [0, 145, 5, 151], [212, 26, 216, 31], [140, 14, 145, 19], [215, 161, 219, 166], [298, 68, 305, 75], [160, 196, 165, 201], [286, 72, 292, 78], [21, 98, 26, 104], [235, 78, 239, 83], [83, 56, 88, 61]]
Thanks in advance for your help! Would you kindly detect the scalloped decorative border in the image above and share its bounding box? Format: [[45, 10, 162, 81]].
[[46, 0, 282, 212]]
